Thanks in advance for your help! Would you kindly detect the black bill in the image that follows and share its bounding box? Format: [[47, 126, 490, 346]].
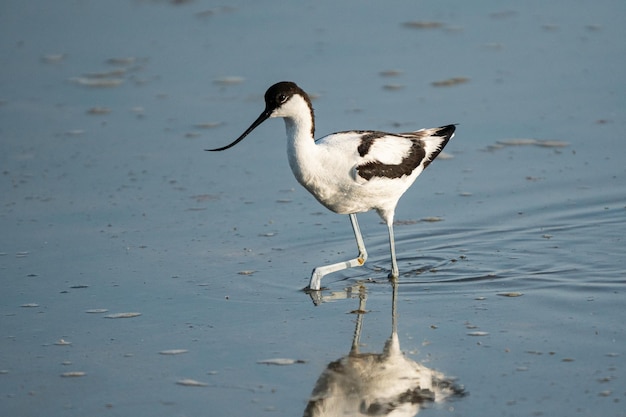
[[205, 109, 271, 152]]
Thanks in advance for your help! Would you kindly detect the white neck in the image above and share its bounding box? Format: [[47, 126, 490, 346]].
[[275, 95, 318, 186]]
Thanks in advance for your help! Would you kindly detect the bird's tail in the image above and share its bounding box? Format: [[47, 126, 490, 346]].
[[422, 124, 456, 169]]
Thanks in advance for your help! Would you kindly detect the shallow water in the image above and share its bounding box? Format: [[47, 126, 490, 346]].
[[1, 0, 625, 416]]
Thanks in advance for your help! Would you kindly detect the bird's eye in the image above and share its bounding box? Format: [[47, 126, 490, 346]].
[[278, 94, 287, 103]]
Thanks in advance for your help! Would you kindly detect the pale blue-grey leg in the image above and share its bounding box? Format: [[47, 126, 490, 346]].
[[308, 214, 368, 291], [387, 220, 399, 279]]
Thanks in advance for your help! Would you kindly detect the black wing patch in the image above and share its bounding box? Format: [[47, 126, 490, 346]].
[[357, 140, 426, 181], [356, 131, 389, 157], [356, 124, 455, 181]]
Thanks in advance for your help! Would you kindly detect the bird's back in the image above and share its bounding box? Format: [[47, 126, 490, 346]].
[[296, 125, 454, 217]]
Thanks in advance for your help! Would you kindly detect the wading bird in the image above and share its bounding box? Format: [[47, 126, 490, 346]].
[[208, 81, 455, 291]]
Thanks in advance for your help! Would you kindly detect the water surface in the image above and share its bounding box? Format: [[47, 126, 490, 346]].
[[1, 1, 625, 416]]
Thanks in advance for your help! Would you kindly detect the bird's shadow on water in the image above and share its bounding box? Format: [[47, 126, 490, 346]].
[[302, 281, 466, 417]]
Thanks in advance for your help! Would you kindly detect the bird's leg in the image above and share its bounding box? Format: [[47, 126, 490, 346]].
[[308, 214, 368, 291], [387, 220, 399, 279], [349, 213, 368, 263]]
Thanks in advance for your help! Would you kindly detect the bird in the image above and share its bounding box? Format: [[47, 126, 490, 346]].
[[207, 81, 455, 291]]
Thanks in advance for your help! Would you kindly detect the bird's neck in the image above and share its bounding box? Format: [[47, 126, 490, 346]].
[[282, 95, 315, 142], [284, 114, 314, 148], [282, 97, 318, 184]]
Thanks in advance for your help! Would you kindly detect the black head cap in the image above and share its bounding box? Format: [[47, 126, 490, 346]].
[[264, 81, 309, 111], [206, 81, 313, 152]]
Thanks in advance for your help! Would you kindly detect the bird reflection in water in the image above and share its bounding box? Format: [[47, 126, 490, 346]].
[[304, 281, 465, 416]]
